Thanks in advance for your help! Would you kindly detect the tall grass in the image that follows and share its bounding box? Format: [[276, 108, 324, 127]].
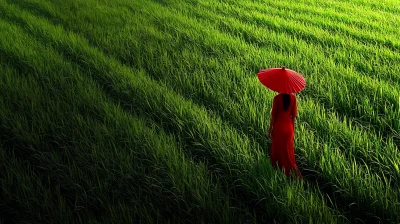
[[0, 19, 247, 224], [0, 2, 340, 223], [1, 0, 400, 223]]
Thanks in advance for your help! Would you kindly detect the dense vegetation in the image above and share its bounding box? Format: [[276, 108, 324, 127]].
[[1, 0, 400, 223]]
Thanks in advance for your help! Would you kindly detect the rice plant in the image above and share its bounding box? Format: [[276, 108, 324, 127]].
[[1, 0, 400, 223]]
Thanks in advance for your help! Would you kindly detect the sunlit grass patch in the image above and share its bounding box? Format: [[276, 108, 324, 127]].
[[1, 0, 400, 223]]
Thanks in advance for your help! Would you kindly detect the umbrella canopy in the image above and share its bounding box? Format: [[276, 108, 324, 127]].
[[257, 66, 306, 93]]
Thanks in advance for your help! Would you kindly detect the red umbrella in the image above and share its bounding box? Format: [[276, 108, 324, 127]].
[[257, 66, 306, 93]]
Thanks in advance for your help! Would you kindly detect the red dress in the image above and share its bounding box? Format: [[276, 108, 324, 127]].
[[270, 93, 302, 179]]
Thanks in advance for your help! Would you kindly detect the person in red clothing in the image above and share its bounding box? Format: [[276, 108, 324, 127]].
[[268, 93, 302, 179]]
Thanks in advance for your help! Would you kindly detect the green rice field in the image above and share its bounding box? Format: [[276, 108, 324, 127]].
[[1, 0, 400, 223]]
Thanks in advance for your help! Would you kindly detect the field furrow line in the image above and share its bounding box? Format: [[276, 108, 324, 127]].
[[127, 0, 400, 142], [3, 0, 400, 222], [195, 0, 400, 51], [10, 0, 398, 189], [180, 0, 400, 83], [4, 0, 400, 222], [118, 0, 400, 166], [0, 24, 251, 224], [0, 3, 342, 223], [247, 0, 400, 36], [255, 0, 400, 17]]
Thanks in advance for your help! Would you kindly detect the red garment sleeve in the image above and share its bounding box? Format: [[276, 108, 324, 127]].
[[271, 96, 278, 117], [292, 95, 297, 118]]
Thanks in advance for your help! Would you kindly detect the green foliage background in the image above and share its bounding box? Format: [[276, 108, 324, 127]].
[[1, 0, 400, 223]]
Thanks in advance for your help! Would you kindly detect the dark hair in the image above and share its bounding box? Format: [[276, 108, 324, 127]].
[[282, 94, 290, 111]]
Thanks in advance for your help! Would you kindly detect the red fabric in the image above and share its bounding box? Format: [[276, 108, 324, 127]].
[[270, 93, 302, 179]]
